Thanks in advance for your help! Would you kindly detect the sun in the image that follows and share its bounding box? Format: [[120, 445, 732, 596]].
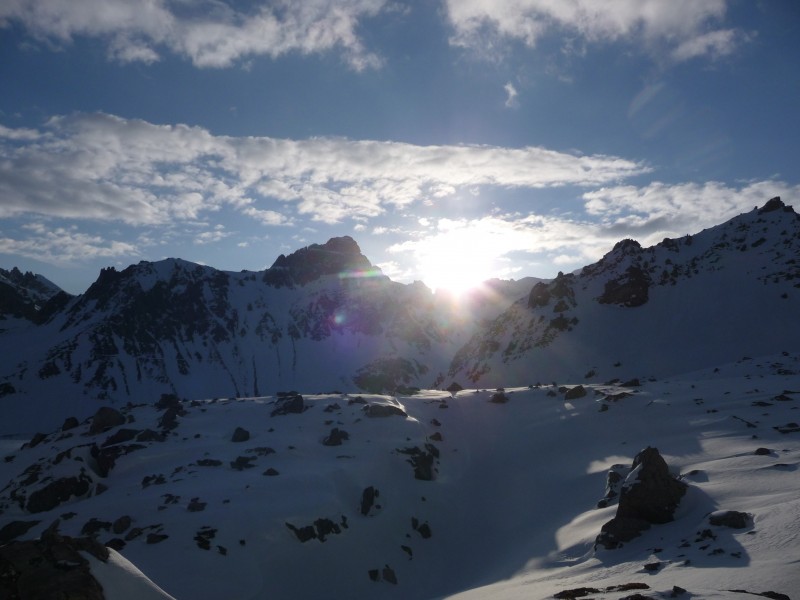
[[416, 230, 495, 296]]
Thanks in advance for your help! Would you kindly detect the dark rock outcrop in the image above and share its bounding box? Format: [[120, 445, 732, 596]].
[[271, 394, 305, 416], [597, 266, 650, 307], [360, 486, 379, 516], [564, 385, 587, 400], [231, 427, 250, 442], [363, 404, 407, 418], [595, 447, 687, 549], [88, 406, 125, 434], [0, 526, 108, 600], [709, 510, 751, 529], [26, 474, 93, 513], [322, 427, 349, 446]]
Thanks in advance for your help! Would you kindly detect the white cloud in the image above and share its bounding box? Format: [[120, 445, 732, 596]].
[[583, 180, 800, 244], [0, 223, 137, 264], [0, 0, 386, 70], [0, 112, 649, 227], [444, 0, 746, 63], [503, 81, 519, 108]]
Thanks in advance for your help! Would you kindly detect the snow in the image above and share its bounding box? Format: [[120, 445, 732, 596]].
[[84, 549, 176, 600], [1, 353, 798, 599]]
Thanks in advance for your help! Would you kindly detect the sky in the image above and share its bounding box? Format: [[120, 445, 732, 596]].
[[1, 0, 799, 295]]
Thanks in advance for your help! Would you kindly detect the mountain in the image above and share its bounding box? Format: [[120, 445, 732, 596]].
[[1, 198, 799, 599], [0, 237, 530, 434], [0, 267, 68, 326], [2, 200, 800, 435], [448, 197, 800, 387]]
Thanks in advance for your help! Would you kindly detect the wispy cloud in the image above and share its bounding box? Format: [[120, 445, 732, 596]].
[[444, 0, 747, 64], [0, 223, 138, 265], [583, 180, 800, 242], [0, 112, 650, 227], [503, 81, 519, 108], [0, 0, 386, 70]]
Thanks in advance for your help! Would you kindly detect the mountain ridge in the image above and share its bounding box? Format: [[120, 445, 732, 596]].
[[1, 198, 798, 434]]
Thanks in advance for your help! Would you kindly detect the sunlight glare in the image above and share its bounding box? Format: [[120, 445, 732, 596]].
[[417, 228, 495, 295]]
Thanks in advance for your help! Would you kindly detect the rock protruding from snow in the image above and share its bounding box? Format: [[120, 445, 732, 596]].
[[0, 524, 108, 600], [595, 446, 687, 549], [89, 406, 126, 434]]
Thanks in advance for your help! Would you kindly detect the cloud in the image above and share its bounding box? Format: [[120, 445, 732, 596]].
[[0, 0, 386, 70], [503, 81, 519, 107], [583, 180, 800, 243], [0, 112, 649, 227], [0, 223, 138, 264], [444, 0, 747, 63], [388, 179, 800, 284]]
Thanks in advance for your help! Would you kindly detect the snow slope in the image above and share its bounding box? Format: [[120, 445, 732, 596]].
[[1, 352, 798, 599]]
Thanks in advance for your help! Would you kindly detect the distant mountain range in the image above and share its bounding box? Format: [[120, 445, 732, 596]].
[[1, 197, 798, 434]]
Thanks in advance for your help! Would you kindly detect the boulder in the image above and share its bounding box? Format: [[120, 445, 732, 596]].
[[595, 447, 687, 549], [363, 404, 407, 418], [564, 385, 587, 400], [231, 427, 250, 443], [322, 427, 349, 446], [89, 406, 125, 434], [61, 416, 80, 431], [709, 510, 751, 529], [271, 394, 305, 416]]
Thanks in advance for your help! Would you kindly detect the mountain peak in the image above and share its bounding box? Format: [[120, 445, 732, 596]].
[[265, 236, 379, 287]]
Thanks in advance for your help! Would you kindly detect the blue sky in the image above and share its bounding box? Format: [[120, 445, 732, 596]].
[[1, 0, 798, 295]]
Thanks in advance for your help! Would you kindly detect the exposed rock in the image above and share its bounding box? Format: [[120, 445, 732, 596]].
[[0, 520, 40, 544], [263, 468, 280, 476], [489, 391, 509, 404], [61, 416, 80, 431], [187, 498, 207, 512], [595, 447, 687, 549], [155, 393, 182, 411], [382, 565, 398, 585], [360, 486, 379, 516], [112, 515, 132, 534], [0, 530, 107, 600], [564, 385, 587, 400], [25, 432, 47, 449], [411, 517, 432, 539], [758, 196, 785, 214], [597, 464, 629, 508], [88, 406, 125, 434], [322, 427, 350, 446], [146, 532, 169, 544], [597, 266, 650, 307], [102, 428, 139, 446], [230, 456, 257, 471], [398, 444, 439, 481], [271, 394, 305, 416], [754, 447, 772, 456], [26, 474, 93, 513], [197, 458, 223, 467], [446, 382, 463, 394], [231, 426, 250, 442], [709, 510, 751, 529], [81, 518, 112, 537], [363, 403, 407, 418], [158, 406, 182, 431], [286, 516, 348, 543]]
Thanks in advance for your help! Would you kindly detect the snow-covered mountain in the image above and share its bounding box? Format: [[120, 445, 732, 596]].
[[0, 266, 68, 326], [1, 198, 800, 599], [2, 200, 800, 436], [448, 197, 800, 387], [0, 236, 532, 434]]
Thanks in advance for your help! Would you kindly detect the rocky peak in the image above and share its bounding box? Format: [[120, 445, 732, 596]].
[[758, 196, 788, 214], [264, 236, 377, 287]]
